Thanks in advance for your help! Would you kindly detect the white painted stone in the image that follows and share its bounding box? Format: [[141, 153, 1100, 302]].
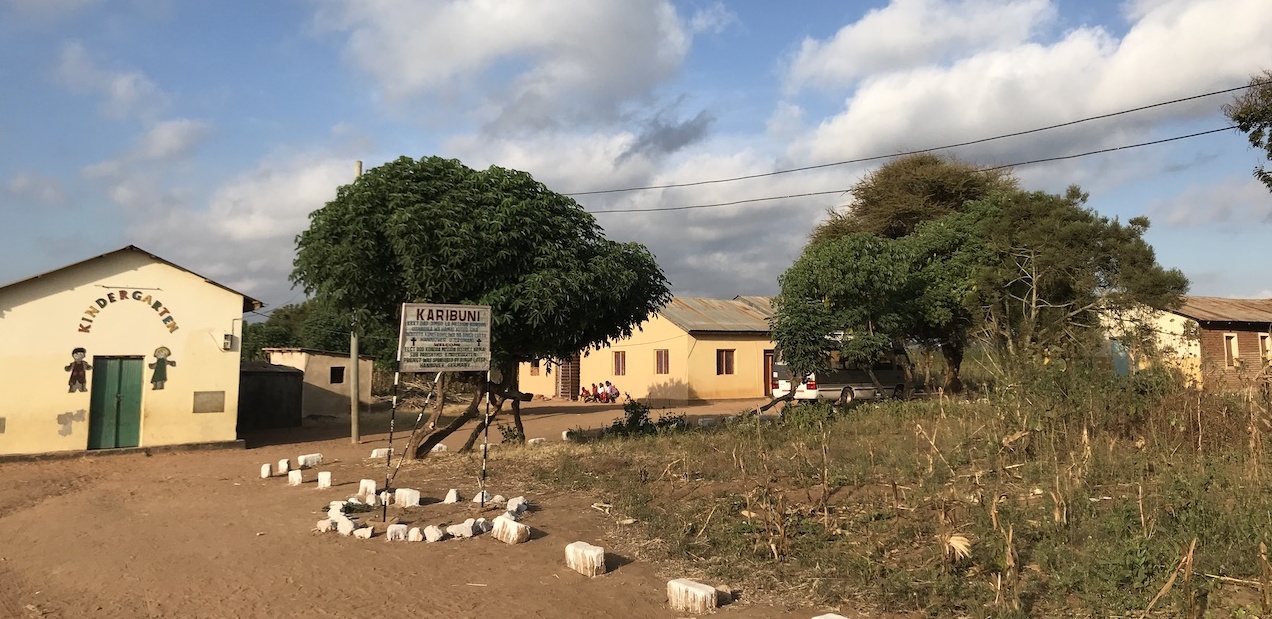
[[363, 493, 378, 507], [446, 522, 474, 539], [329, 500, 346, 510], [407, 527, 424, 542], [358, 479, 377, 498], [697, 417, 717, 427], [492, 515, 530, 545], [811, 615, 850, 619], [369, 447, 391, 459], [443, 489, 461, 504], [527, 437, 547, 446], [316, 519, 335, 533], [352, 527, 373, 539], [277, 459, 290, 474], [501, 510, 520, 522], [288, 470, 303, 486], [297, 453, 323, 468], [667, 579, 717, 614], [475, 518, 492, 533], [562, 430, 571, 441], [336, 518, 357, 536], [424, 525, 447, 542], [394, 488, 421, 507], [260, 463, 272, 478], [317, 471, 332, 489], [379, 491, 393, 506], [565, 541, 607, 577], [347, 497, 362, 505], [385, 524, 409, 541], [490, 494, 506, 506], [430, 443, 448, 453], [472, 490, 492, 504], [507, 496, 529, 513], [327, 507, 344, 520]]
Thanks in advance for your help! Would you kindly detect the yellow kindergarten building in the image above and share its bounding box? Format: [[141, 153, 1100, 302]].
[[0, 246, 261, 456]]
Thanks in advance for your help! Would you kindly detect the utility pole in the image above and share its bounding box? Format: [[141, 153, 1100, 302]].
[[350, 160, 362, 444]]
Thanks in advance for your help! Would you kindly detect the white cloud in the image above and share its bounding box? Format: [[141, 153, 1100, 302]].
[[789, 0, 1272, 184], [126, 154, 354, 304], [5, 172, 66, 205], [1148, 176, 1272, 228], [135, 119, 213, 160], [312, 0, 691, 128], [689, 2, 738, 35], [55, 41, 167, 120], [785, 0, 1054, 93]]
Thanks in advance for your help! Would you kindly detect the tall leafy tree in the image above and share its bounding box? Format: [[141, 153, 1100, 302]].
[[773, 233, 914, 381], [1223, 69, 1272, 192], [966, 187, 1189, 358], [292, 156, 671, 456], [810, 153, 1017, 243]]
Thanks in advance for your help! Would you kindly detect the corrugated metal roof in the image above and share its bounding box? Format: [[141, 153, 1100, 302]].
[[1173, 296, 1272, 323], [659, 297, 774, 333], [733, 295, 774, 315]]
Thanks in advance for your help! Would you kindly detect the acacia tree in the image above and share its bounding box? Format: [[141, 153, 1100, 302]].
[[964, 187, 1189, 359], [1223, 69, 1272, 192], [810, 152, 1017, 243], [292, 156, 671, 457]]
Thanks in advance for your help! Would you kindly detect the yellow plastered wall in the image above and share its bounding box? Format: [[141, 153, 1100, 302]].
[[684, 333, 776, 400], [579, 314, 692, 404], [1103, 307, 1202, 385], [0, 252, 245, 455], [264, 349, 373, 419], [518, 359, 557, 398]]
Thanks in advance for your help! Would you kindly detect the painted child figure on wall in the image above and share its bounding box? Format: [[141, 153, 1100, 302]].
[[149, 346, 175, 390], [65, 347, 92, 393]]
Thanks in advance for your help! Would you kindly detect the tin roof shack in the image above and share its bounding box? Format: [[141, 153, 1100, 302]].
[[262, 348, 372, 423], [238, 361, 304, 431], [519, 297, 777, 406], [1172, 296, 1272, 390], [0, 246, 261, 456]]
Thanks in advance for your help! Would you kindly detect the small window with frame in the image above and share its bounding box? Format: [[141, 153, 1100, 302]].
[[655, 349, 669, 375], [614, 351, 627, 376], [716, 349, 735, 375], [1224, 333, 1239, 367]]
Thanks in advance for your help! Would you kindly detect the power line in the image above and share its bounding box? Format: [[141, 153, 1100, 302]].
[[589, 126, 1236, 214], [566, 80, 1266, 197]]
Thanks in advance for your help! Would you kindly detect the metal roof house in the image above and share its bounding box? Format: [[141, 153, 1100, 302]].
[[519, 296, 777, 405], [1109, 296, 1272, 390]]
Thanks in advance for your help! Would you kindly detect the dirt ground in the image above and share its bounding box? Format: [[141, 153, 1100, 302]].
[[0, 398, 851, 619]]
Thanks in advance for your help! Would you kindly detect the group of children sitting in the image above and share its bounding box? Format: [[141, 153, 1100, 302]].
[[580, 380, 620, 403]]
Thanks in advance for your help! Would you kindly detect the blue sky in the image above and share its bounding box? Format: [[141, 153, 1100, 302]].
[[2, 0, 1270, 311]]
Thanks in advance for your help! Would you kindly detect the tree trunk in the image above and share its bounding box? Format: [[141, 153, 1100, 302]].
[[459, 395, 506, 453], [941, 341, 965, 393], [413, 389, 483, 459]]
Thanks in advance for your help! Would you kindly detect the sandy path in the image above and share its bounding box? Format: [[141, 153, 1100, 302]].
[[0, 398, 848, 619]]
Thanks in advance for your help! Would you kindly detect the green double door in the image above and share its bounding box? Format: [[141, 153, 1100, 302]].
[[88, 357, 143, 449]]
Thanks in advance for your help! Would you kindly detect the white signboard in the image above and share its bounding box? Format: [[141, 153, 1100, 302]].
[[398, 303, 492, 373]]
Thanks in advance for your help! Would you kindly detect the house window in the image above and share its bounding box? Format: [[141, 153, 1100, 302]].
[[330, 366, 345, 384], [716, 349, 735, 375], [655, 349, 670, 375], [613, 351, 627, 376], [530, 359, 540, 376], [1261, 334, 1270, 365], [1224, 334, 1239, 367]]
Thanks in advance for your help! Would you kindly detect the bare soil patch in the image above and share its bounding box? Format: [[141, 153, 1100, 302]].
[[0, 398, 850, 619]]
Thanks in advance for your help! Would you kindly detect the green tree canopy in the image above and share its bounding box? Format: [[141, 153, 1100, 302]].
[[292, 156, 671, 455], [773, 233, 914, 380], [810, 153, 1017, 243], [1222, 69, 1272, 192]]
